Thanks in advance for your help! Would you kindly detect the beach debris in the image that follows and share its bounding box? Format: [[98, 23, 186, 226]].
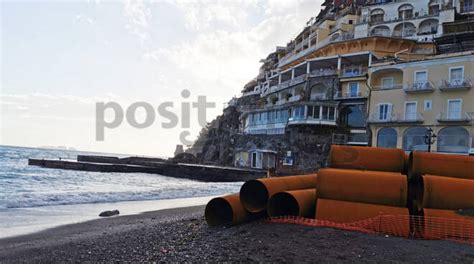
[[99, 209, 120, 217]]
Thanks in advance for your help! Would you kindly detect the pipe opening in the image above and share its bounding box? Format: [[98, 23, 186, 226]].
[[268, 192, 299, 217], [205, 197, 233, 226], [240, 180, 269, 213]]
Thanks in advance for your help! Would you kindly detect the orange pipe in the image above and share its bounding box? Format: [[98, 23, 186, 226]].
[[409, 151, 474, 180], [422, 175, 474, 210], [329, 145, 406, 172], [317, 168, 407, 207], [205, 194, 262, 226], [268, 189, 317, 218], [240, 174, 318, 213], [315, 199, 410, 237], [423, 208, 474, 240]]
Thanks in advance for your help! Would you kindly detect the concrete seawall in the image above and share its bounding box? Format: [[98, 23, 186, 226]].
[[28, 157, 265, 182]]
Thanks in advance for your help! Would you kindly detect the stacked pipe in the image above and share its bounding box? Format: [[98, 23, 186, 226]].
[[409, 151, 474, 239], [314, 146, 410, 236], [205, 174, 318, 226]]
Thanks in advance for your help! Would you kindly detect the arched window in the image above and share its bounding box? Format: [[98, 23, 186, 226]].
[[398, 4, 414, 19], [370, 9, 385, 23], [403, 127, 429, 151], [437, 127, 470, 153], [340, 106, 365, 128], [370, 25, 390, 37], [418, 19, 439, 35], [377, 128, 398, 148], [393, 22, 416, 37]]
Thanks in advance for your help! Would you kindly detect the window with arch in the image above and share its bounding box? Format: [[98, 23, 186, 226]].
[[370, 9, 385, 23], [377, 128, 398, 148], [398, 4, 414, 19], [437, 127, 470, 153], [403, 127, 429, 151]]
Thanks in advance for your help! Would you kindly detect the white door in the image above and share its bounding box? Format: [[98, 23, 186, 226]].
[[414, 71, 427, 89], [448, 100, 462, 120], [450, 67, 463, 86], [405, 102, 417, 120]]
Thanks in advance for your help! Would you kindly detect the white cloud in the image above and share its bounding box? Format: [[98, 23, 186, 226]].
[[123, 0, 153, 48], [169, 0, 259, 31]]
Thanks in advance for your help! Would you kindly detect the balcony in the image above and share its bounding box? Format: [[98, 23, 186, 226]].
[[439, 79, 472, 91], [291, 74, 306, 85], [372, 84, 404, 90], [340, 67, 368, 78], [334, 91, 368, 100], [288, 116, 337, 126], [437, 112, 472, 123], [403, 81, 435, 94], [310, 93, 328, 101], [368, 113, 424, 124], [287, 95, 302, 103], [309, 69, 337, 77]]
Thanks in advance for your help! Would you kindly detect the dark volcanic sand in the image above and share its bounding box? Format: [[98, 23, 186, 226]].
[[1, 205, 473, 263]]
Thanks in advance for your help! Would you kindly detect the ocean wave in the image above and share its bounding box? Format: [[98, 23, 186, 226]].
[[0, 146, 243, 209]]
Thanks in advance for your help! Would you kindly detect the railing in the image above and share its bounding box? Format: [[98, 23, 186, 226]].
[[242, 90, 260, 97], [437, 112, 472, 122], [369, 31, 391, 37], [393, 29, 417, 37], [439, 79, 472, 90], [368, 113, 424, 123], [309, 69, 336, 77], [340, 67, 368, 77], [403, 81, 435, 93], [334, 91, 368, 99], [278, 33, 354, 67], [372, 84, 404, 90], [310, 93, 327, 101], [291, 74, 306, 85], [287, 95, 301, 103]]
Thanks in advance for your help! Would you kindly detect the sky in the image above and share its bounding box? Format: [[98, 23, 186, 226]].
[[1, 0, 322, 157]]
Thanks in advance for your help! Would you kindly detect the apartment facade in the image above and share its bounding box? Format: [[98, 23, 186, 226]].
[[221, 0, 474, 172], [368, 53, 473, 154]]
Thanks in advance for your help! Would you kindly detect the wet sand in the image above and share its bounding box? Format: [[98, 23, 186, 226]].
[[1, 205, 473, 263]]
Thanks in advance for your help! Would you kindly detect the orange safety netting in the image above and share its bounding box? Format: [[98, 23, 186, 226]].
[[268, 215, 474, 246]]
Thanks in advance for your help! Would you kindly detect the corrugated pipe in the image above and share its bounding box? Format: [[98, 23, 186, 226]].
[[423, 208, 474, 240], [205, 194, 263, 226], [422, 175, 474, 210], [240, 174, 318, 213], [268, 189, 317, 218], [329, 145, 407, 173], [315, 198, 410, 226], [409, 151, 474, 180], [317, 168, 407, 207]]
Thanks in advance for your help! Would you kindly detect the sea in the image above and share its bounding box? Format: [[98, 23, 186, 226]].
[[0, 145, 242, 238]]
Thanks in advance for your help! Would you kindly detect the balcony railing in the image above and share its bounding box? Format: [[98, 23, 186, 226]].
[[310, 93, 328, 101], [334, 91, 368, 99], [340, 67, 368, 78], [439, 79, 472, 91], [309, 69, 336, 77], [369, 31, 391, 37], [393, 29, 417, 37], [291, 74, 306, 85], [368, 113, 424, 123], [372, 84, 403, 90], [288, 116, 337, 126], [287, 95, 302, 103], [404, 81, 435, 93], [437, 112, 472, 123]]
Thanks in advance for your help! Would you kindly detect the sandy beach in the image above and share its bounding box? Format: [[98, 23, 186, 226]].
[[1, 205, 473, 263]]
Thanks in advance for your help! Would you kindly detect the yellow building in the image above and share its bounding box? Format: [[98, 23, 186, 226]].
[[368, 52, 474, 154]]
